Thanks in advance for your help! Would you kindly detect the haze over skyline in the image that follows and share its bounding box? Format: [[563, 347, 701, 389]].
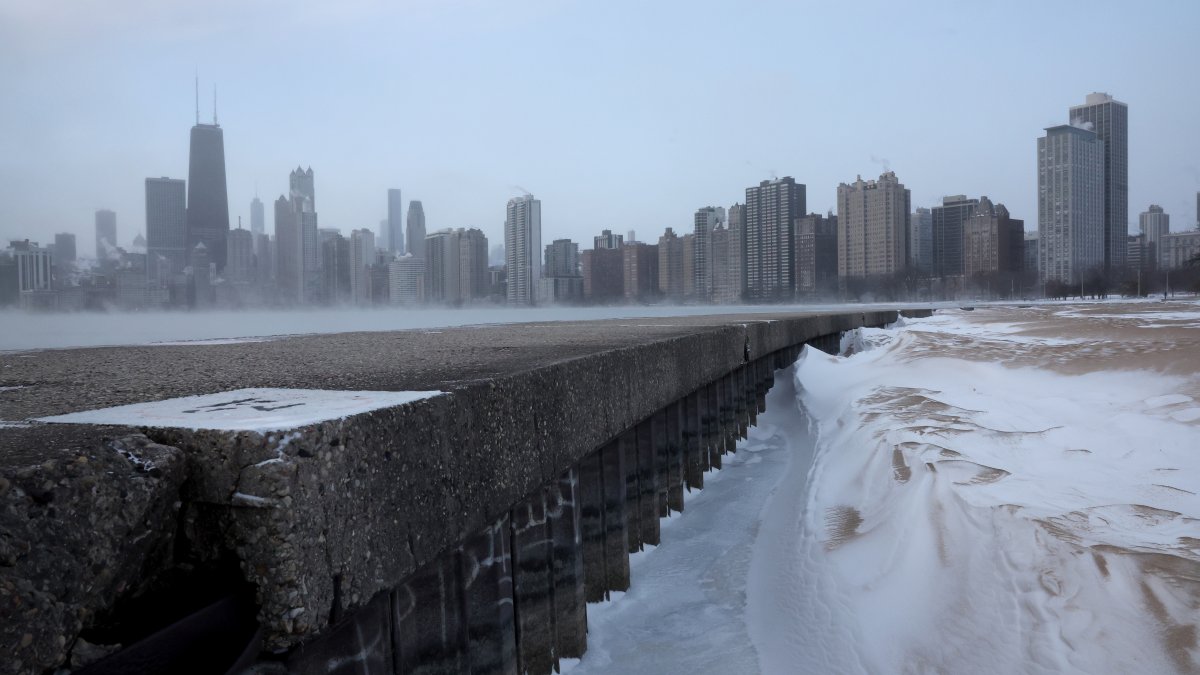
[[2, 0, 1199, 258]]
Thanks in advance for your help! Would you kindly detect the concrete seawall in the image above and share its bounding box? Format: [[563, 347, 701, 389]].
[[0, 309, 930, 673]]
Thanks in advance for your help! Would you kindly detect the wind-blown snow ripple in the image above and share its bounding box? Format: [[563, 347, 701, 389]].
[[761, 305, 1200, 674]]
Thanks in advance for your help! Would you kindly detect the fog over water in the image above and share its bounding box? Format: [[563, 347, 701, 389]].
[[0, 301, 950, 351]]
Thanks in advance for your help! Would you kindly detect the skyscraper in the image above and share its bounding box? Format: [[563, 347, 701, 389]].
[[836, 172, 911, 279], [226, 227, 254, 283], [95, 209, 117, 260], [962, 197, 1023, 276], [350, 228, 375, 304], [1068, 93, 1128, 275], [289, 167, 315, 211], [53, 233, 76, 280], [388, 255, 425, 305], [504, 194, 542, 305], [594, 230, 623, 250], [280, 167, 321, 303], [544, 239, 580, 278], [407, 201, 426, 259], [712, 216, 745, 304], [910, 207, 933, 274], [657, 228, 685, 300], [745, 177, 805, 300], [932, 196, 979, 278], [1139, 205, 1169, 246], [1038, 124, 1105, 284], [459, 228, 489, 302], [794, 213, 838, 295], [250, 196, 265, 237], [387, 189, 405, 256], [321, 233, 351, 304], [1139, 205, 1170, 268], [425, 229, 460, 304], [623, 242, 659, 302], [145, 178, 187, 277], [693, 206, 725, 301], [186, 116, 230, 270], [274, 196, 302, 303]]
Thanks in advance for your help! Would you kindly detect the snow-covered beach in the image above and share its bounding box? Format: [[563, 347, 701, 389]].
[[573, 301, 1200, 674]]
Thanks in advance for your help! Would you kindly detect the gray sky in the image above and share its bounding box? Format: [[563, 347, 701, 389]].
[[2, 0, 1198, 258]]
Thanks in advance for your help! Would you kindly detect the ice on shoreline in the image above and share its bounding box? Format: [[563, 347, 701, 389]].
[[768, 308, 1200, 674]]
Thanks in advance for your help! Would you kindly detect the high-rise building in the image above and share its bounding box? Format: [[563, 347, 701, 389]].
[[1139, 205, 1169, 268], [745, 177, 805, 300], [910, 207, 933, 274], [350, 228, 375, 304], [254, 233, 274, 285], [692, 206, 725, 301], [53, 233, 76, 267], [289, 167, 315, 211], [388, 255, 425, 305], [504, 195, 542, 305], [962, 197, 1023, 276], [657, 228, 685, 300], [1068, 93, 1128, 274], [544, 239, 580, 278], [274, 196, 302, 302], [794, 213, 838, 295], [186, 119, 230, 270], [11, 240, 53, 293], [250, 196, 265, 237], [581, 246, 624, 303], [273, 167, 322, 303], [1037, 124, 1105, 284], [425, 229, 459, 304], [378, 219, 389, 252], [681, 234, 696, 298], [459, 228, 489, 302], [932, 196, 979, 278], [145, 178, 187, 277], [188, 242, 213, 308], [1160, 231, 1200, 271], [387, 189, 405, 256], [425, 228, 489, 304], [225, 227, 254, 284], [540, 238, 580, 304], [1023, 231, 1039, 274], [836, 172, 911, 279], [1195, 191, 1199, 229], [1127, 234, 1146, 279], [321, 233, 351, 304], [594, 229, 623, 250], [95, 209, 117, 260], [407, 201, 426, 260], [711, 220, 745, 304], [623, 242, 659, 302]]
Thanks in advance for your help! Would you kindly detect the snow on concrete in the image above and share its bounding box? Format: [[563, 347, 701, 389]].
[[34, 388, 444, 432], [764, 308, 1200, 674]]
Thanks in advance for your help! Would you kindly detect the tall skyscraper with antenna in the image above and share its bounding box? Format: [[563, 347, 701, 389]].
[[186, 78, 231, 270]]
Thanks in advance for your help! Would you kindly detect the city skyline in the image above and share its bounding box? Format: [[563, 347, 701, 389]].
[[2, 2, 1199, 258]]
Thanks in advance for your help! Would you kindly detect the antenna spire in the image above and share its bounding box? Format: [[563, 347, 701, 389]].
[[194, 71, 199, 125], [213, 84, 218, 125]]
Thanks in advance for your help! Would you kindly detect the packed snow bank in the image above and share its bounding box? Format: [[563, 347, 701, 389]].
[[763, 310, 1200, 674], [568, 367, 815, 674]]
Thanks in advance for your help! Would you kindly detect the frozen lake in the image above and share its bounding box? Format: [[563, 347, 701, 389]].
[[3, 301, 945, 351]]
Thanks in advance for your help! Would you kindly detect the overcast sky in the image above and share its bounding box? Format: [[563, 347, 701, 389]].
[[2, 0, 1198, 257]]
